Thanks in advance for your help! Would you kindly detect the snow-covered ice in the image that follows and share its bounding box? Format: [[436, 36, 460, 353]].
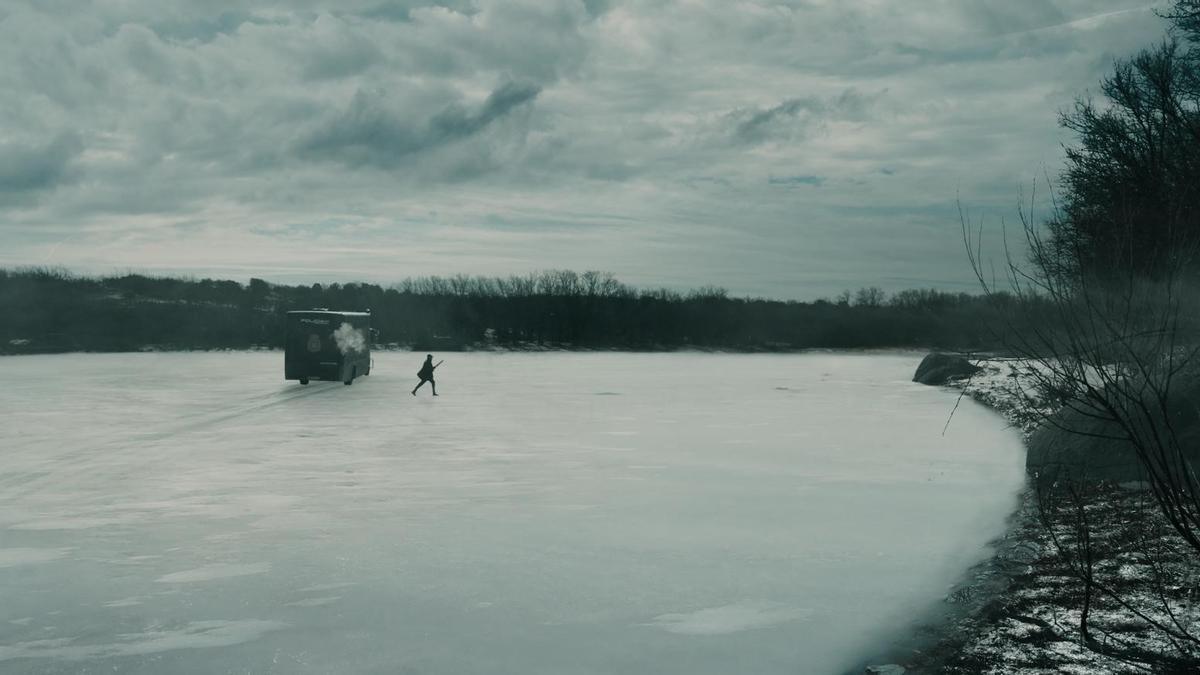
[[0, 351, 1025, 674]]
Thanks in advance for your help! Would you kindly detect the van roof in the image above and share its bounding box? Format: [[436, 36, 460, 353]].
[[286, 310, 371, 317]]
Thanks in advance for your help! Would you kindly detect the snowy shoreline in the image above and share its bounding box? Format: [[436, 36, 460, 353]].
[[872, 356, 1197, 674], [857, 357, 1040, 674]]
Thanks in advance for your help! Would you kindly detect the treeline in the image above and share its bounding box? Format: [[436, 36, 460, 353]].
[[1045, 1, 1200, 279], [946, 3, 1200, 669], [0, 268, 1035, 354]]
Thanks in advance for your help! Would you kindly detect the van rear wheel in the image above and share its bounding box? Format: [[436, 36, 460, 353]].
[[300, 378, 309, 385]]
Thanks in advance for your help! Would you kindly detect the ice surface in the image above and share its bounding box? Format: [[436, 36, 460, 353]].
[[0, 352, 1025, 674]]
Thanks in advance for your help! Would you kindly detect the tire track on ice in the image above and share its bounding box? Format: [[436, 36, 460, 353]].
[[0, 382, 342, 504]]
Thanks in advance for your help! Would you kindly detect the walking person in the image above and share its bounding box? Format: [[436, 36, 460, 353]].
[[412, 354, 441, 396]]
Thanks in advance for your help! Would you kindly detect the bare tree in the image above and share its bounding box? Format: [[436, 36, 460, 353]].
[[961, 186, 1200, 666]]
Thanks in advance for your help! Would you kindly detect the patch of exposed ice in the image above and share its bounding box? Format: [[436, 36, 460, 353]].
[[155, 562, 271, 584], [0, 547, 71, 567], [296, 582, 357, 593], [0, 619, 287, 662], [284, 596, 341, 607], [11, 515, 140, 530], [95, 554, 161, 566], [644, 601, 813, 635], [102, 597, 144, 608]]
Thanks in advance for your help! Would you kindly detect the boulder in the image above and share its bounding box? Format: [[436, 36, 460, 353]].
[[912, 352, 981, 386]]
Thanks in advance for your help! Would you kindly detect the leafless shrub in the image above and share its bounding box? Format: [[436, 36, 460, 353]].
[[961, 186, 1200, 667]]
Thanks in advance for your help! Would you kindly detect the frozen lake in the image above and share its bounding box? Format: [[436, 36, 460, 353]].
[[0, 352, 1024, 674]]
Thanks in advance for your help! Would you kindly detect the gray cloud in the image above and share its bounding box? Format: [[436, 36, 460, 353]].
[[768, 175, 824, 187], [353, 1, 476, 22], [961, 0, 1070, 36], [298, 31, 385, 81], [150, 11, 284, 43], [580, 0, 614, 18], [734, 97, 827, 144], [298, 81, 540, 169], [730, 90, 879, 144], [0, 132, 83, 201], [0, 0, 1176, 298], [433, 81, 542, 140]]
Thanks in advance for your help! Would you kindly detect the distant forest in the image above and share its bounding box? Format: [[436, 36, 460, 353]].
[[0, 267, 1038, 354]]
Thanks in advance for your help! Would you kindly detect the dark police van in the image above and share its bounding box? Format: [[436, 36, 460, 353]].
[[284, 309, 372, 385]]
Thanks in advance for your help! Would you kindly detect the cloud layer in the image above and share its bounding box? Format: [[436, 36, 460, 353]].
[[0, 0, 1172, 297]]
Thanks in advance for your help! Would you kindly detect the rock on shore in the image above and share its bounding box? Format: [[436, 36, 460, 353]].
[[911, 353, 981, 386]]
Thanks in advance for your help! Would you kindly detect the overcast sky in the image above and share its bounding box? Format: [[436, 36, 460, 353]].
[[0, 0, 1176, 299]]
